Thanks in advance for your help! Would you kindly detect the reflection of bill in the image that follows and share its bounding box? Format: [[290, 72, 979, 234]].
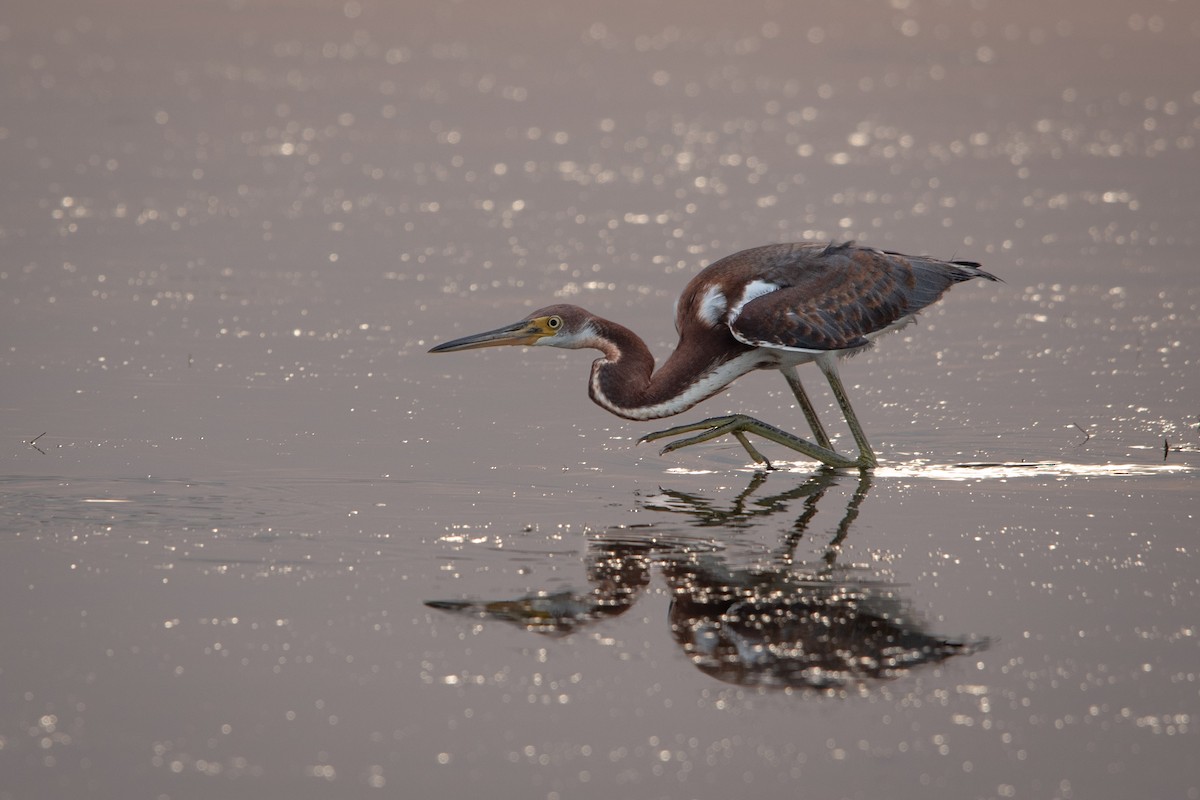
[[427, 470, 987, 689], [425, 536, 654, 637]]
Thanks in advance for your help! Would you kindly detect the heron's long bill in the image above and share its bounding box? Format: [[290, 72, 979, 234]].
[[428, 318, 549, 352]]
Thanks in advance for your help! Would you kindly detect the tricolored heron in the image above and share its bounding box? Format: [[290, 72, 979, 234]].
[[429, 241, 997, 469]]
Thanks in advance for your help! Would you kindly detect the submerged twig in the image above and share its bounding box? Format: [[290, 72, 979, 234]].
[[1070, 422, 1091, 444], [27, 432, 47, 455]]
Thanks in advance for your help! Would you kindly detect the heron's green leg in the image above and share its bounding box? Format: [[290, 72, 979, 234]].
[[781, 366, 833, 450], [816, 359, 878, 468], [638, 414, 859, 469], [731, 431, 773, 469]]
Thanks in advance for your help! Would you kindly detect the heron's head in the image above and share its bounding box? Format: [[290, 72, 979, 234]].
[[428, 304, 598, 353]]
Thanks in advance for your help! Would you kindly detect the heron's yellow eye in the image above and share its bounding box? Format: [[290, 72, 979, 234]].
[[546, 315, 563, 331]]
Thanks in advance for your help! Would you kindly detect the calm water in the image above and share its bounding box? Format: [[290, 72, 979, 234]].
[[2, 1, 1197, 798]]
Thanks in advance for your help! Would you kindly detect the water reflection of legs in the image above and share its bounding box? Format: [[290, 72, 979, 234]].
[[427, 469, 985, 689]]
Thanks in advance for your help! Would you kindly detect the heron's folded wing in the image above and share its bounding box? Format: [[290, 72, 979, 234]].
[[729, 247, 923, 351]]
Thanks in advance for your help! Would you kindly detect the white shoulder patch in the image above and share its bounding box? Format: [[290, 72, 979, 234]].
[[696, 285, 728, 327], [728, 279, 780, 322]]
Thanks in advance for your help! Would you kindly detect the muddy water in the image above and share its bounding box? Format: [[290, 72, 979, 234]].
[[1, 1, 1197, 798]]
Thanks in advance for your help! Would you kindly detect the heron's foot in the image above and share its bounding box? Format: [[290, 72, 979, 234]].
[[638, 414, 870, 470]]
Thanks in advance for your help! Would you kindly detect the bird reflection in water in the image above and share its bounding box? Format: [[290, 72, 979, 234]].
[[426, 470, 986, 690]]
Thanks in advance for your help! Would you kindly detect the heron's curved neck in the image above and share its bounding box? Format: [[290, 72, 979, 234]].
[[584, 317, 758, 421]]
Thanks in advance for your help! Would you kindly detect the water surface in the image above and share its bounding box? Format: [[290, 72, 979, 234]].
[[1, 1, 1197, 798]]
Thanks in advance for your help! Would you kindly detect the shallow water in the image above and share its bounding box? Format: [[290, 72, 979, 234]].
[[2, 1, 1198, 798]]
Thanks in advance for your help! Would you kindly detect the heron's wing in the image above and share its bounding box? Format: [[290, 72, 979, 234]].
[[728, 243, 986, 352]]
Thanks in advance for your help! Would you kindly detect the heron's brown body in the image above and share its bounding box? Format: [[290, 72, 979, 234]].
[[429, 241, 998, 468]]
